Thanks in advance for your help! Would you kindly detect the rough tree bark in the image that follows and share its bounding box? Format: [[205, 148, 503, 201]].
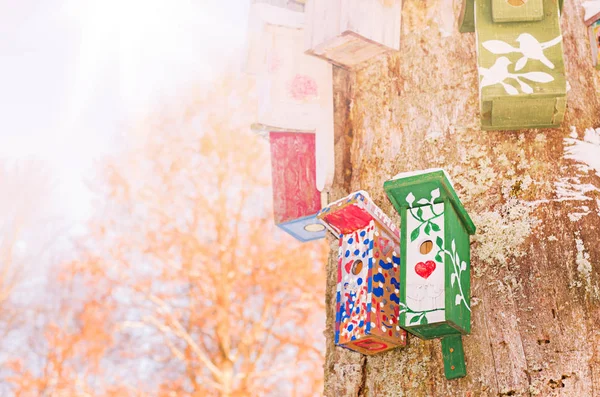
[[323, 0, 600, 395]]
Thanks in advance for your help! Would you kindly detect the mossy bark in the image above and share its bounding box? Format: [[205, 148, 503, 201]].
[[324, 0, 600, 395]]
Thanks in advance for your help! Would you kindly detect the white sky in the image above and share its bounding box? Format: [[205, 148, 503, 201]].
[[0, 0, 249, 223]]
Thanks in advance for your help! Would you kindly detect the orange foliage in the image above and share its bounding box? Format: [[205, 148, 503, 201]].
[[6, 78, 327, 396]]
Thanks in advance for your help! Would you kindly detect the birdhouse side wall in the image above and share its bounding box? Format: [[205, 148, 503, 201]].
[[443, 201, 472, 335], [269, 132, 321, 225]]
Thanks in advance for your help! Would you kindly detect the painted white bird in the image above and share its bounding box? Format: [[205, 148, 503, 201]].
[[514, 33, 562, 70], [482, 34, 562, 71], [479, 57, 518, 95]]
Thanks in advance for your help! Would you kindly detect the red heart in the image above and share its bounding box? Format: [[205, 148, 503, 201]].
[[415, 260, 436, 279]]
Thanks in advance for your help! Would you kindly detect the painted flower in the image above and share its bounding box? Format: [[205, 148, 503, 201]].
[[289, 74, 318, 101]]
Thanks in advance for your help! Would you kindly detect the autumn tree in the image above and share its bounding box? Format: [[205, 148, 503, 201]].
[[0, 160, 82, 396], [47, 77, 329, 396]]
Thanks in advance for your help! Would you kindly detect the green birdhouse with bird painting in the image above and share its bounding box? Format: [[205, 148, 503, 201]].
[[459, 0, 567, 130], [384, 169, 476, 380]]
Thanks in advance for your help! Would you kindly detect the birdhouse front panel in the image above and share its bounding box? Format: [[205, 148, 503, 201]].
[[472, 0, 567, 130], [269, 131, 325, 241], [318, 192, 407, 355], [304, 0, 402, 69], [384, 170, 475, 341], [404, 202, 446, 328]]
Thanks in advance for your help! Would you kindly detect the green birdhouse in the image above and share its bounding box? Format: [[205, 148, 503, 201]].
[[459, 0, 567, 130], [384, 169, 476, 380]]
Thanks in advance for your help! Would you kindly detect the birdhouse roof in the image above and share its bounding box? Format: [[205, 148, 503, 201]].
[[317, 191, 400, 240], [583, 0, 600, 25], [384, 169, 476, 235]]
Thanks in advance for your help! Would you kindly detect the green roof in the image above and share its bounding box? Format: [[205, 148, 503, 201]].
[[384, 169, 476, 235]]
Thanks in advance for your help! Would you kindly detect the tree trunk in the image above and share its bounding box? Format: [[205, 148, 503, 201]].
[[324, 0, 600, 395]]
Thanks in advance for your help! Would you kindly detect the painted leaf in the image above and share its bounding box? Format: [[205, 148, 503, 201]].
[[406, 192, 415, 206], [430, 222, 440, 232], [410, 226, 420, 242], [431, 188, 440, 199], [520, 72, 554, 83], [482, 40, 517, 54], [409, 315, 421, 324], [451, 273, 457, 287], [501, 82, 519, 96], [461, 261, 467, 272], [451, 240, 456, 252], [455, 294, 462, 306], [516, 79, 533, 94], [416, 207, 423, 219], [420, 314, 428, 325], [455, 252, 459, 265], [424, 222, 431, 235], [436, 236, 443, 248], [435, 253, 443, 263], [515, 56, 527, 71], [417, 198, 429, 205]]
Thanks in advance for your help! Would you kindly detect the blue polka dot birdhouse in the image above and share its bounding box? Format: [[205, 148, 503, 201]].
[[384, 169, 476, 380], [317, 191, 407, 355]]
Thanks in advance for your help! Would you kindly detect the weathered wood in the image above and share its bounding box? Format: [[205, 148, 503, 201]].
[[304, 0, 402, 69], [324, 0, 600, 393]]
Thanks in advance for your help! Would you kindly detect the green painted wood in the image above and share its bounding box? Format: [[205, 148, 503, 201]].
[[384, 170, 476, 235], [406, 322, 463, 340], [475, 0, 567, 130], [441, 335, 467, 379], [492, 0, 543, 23], [459, 0, 476, 32], [443, 201, 471, 335]]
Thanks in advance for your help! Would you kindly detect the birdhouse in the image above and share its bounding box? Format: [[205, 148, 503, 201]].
[[384, 169, 476, 379], [583, 1, 600, 69], [304, 0, 402, 69], [245, 1, 335, 241], [459, 0, 567, 130], [269, 131, 325, 241], [317, 191, 407, 355]]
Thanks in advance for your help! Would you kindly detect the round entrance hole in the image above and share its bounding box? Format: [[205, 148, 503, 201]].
[[351, 259, 363, 275], [420, 240, 433, 255], [304, 223, 325, 232]]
